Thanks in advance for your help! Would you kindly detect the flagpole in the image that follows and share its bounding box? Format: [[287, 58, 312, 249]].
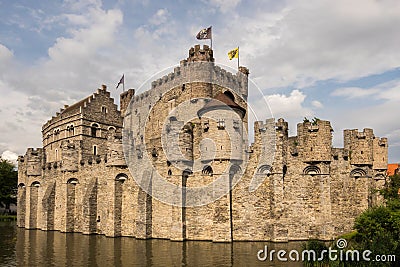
[[237, 46, 240, 70], [210, 26, 213, 49]]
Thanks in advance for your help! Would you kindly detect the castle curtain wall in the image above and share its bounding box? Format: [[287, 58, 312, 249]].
[[16, 46, 388, 242]]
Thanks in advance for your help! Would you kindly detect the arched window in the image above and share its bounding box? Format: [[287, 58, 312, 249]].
[[67, 124, 74, 137], [168, 169, 172, 176], [67, 178, 79, 185], [31, 181, 41, 187], [151, 148, 158, 158], [223, 91, 235, 101], [229, 164, 242, 176], [202, 165, 213, 176], [257, 165, 272, 175], [91, 123, 99, 137], [53, 128, 60, 140], [350, 168, 367, 178], [18, 183, 26, 188], [115, 173, 128, 183], [303, 165, 321, 176], [101, 106, 108, 114]]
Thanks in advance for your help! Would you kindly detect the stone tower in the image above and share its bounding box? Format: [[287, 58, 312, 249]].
[[16, 44, 388, 243]]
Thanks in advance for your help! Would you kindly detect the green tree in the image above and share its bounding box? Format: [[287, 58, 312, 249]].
[[348, 174, 400, 266], [0, 158, 18, 212], [381, 174, 400, 201]]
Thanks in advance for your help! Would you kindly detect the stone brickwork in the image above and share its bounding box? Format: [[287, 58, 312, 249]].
[[17, 45, 388, 242]]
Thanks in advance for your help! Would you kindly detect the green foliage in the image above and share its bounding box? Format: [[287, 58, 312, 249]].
[[0, 215, 17, 221], [304, 117, 310, 123], [354, 206, 400, 242], [342, 174, 400, 266], [302, 240, 330, 266], [311, 117, 320, 125], [380, 174, 400, 201], [0, 158, 17, 210], [340, 231, 357, 241]]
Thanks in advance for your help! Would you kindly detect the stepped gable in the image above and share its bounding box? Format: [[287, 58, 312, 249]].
[[60, 96, 90, 114]]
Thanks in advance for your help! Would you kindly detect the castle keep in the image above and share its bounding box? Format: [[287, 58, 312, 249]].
[[17, 45, 388, 242]]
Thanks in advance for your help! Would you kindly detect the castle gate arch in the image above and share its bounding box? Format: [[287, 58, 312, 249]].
[[83, 178, 98, 234], [42, 181, 56, 230], [228, 164, 242, 240], [17, 183, 26, 227], [137, 170, 152, 238], [29, 181, 41, 229], [66, 178, 79, 232], [114, 173, 128, 236]]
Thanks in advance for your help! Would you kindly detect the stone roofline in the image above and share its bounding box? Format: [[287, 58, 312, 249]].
[[18, 147, 43, 163], [253, 118, 388, 151], [42, 85, 117, 132], [131, 45, 249, 105]]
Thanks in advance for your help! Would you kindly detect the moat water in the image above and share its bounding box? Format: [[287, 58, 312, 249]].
[[0, 221, 305, 266]]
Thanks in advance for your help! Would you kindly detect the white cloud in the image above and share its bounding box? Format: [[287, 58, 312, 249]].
[[331, 87, 379, 99], [0, 4, 124, 157], [266, 89, 312, 119], [48, 8, 123, 61], [1, 150, 18, 164], [0, 44, 13, 62], [63, 0, 102, 11], [375, 80, 400, 101], [202, 0, 241, 12], [311, 100, 323, 109], [149, 9, 170, 26], [332, 79, 400, 101], [213, 0, 400, 89]]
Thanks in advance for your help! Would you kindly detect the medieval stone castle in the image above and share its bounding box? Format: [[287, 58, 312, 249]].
[[17, 45, 388, 242]]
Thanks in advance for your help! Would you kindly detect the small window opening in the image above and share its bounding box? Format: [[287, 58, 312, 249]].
[[91, 123, 99, 137], [217, 119, 225, 129], [202, 165, 213, 176]]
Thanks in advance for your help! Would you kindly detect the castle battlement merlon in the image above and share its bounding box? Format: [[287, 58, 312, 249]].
[[141, 45, 248, 102]]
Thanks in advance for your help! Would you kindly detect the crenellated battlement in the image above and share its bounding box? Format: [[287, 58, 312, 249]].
[[187, 44, 214, 62], [132, 45, 249, 108], [253, 118, 388, 168]]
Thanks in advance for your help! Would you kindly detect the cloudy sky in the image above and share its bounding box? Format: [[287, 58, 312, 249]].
[[0, 0, 399, 163]]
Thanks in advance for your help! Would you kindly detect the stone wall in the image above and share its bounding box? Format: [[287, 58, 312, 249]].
[[17, 45, 388, 242]]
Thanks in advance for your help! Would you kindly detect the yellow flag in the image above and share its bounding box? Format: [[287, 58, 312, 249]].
[[228, 47, 239, 60]]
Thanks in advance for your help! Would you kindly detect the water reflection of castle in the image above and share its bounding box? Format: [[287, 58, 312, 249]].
[[17, 45, 388, 242]]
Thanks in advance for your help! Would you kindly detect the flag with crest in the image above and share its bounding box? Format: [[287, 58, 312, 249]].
[[196, 26, 212, 40]]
